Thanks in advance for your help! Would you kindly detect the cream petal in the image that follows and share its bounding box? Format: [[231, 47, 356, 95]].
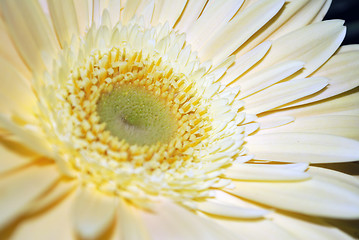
[[268, 0, 330, 41], [311, 0, 332, 23], [174, 0, 207, 33], [258, 115, 359, 140], [107, 0, 122, 25], [47, 0, 79, 47], [246, 132, 359, 163], [27, 179, 77, 214], [285, 46, 359, 107], [271, 213, 354, 240], [150, 0, 166, 26], [185, 0, 244, 51], [196, 200, 269, 219], [0, 57, 36, 122], [0, 115, 53, 158], [224, 163, 310, 181], [0, 0, 59, 74], [236, 0, 309, 55], [73, 0, 92, 35], [155, 0, 187, 27], [244, 77, 328, 115], [209, 215, 297, 240], [117, 199, 151, 240], [140, 200, 239, 240], [199, 0, 285, 66], [249, 20, 345, 80], [121, 0, 142, 24], [0, 138, 37, 175], [0, 19, 30, 78], [228, 167, 359, 219], [11, 190, 76, 240], [258, 116, 295, 129], [263, 89, 359, 118], [236, 60, 305, 98], [72, 187, 116, 240], [0, 164, 59, 229], [221, 41, 272, 86]]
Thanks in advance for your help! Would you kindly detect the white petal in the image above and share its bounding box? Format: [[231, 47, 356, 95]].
[[155, 0, 187, 27], [224, 163, 310, 181], [244, 77, 328, 114], [221, 41, 272, 86], [258, 115, 359, 140], [0, 164, 59, 229], [250, 20, 345, 79], [246, 132, 359, 163], [11, 191, 76, 240], [174, 0, 207, 33], [141, 200, 239, 240], [72, 187, 116, 239], [0, 138, 37, 175], [237, 60, 305, 98], [117, 199, 151, 240], [199, 0, 285, 65], [287, 46, 359, 107], [228, 167, 359, 219], [272, 213, 354, 240], [197, 200, 269, 219], [186, 0, 244, 51], [73, 0, 92, 34], [0, 0, 59, 74], [47, 0, 79, 47]]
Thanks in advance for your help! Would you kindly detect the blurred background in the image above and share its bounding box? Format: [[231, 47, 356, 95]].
[[324, 0, 359, 45]]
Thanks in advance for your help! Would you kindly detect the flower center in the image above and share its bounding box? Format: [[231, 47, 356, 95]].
[[96, 85, 176, 146]]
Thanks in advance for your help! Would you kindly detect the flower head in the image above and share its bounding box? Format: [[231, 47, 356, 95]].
[[0, 0, 358, 239]]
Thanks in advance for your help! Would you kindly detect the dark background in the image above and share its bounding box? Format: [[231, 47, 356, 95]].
[[324, 0, 359, 45]]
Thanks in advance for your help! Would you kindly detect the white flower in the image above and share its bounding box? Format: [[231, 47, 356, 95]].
[[0, 0, 358, 239]]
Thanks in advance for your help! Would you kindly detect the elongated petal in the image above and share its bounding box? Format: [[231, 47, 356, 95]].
[[236, 60, 305, 98], [272, 213, 354, 240], [265, 90, 359, 118], [210, 216, 297, 240], [11, 191, 76, 240], [0, 0, 59, 74], [174, 0, 207, 33], [73, 0, 92, 34], [228, 167, 359, 219], [0, 138, 37, 175], [155, 0, 187, 27], [0, 164, 59, 229], [287, 46, 359, 107], [72, 187, 116, 239], [250, 20, 345, 79], [0, 19, 30, 77], [224, 163, 310, 181], [141, 200, 240, 240], [244, 77, 328, 114], [117, 199, 151, 240], [47, 0, 79, 47], [221, 41, 271, 86], [197, 200, 269, 219], [186, 0, 244, 51], [0, 52, 37, 121], [199, 0, 285, 65], [258, 115, 359, 140], [246, 132, 359, 163]]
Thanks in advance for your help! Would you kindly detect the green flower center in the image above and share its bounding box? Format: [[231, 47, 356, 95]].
[[97, 85, 176, 146]]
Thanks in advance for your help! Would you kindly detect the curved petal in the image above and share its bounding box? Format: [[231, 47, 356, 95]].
[[10, 190, 76, 240], [0, 164, 59, 229], [140, 200, 240, 240], [228, 167, 359, 219], [199, 0, 285, 65], [246, 132, 359, 163], [0, 0, 59, 74], [72, 187, 116, 240]]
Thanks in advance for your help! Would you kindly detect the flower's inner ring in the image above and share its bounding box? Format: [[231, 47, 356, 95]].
[[96, 84, 176, 146], [63, 47, 211, 172]]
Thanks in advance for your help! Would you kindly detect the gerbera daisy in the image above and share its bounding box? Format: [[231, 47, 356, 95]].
[[0, 0, 358, 239]]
